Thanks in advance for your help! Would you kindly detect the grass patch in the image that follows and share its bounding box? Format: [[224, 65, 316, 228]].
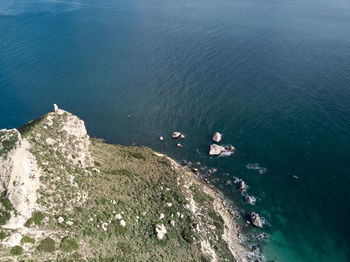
[[37, 237, 56, 253], [190, 185, 213, 205], [60, 236, 79, 252], [129, 152, 145, 160], [10, 245, 23, 256]]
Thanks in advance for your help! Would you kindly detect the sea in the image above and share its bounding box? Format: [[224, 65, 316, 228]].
[[0, 0, 349, 261]]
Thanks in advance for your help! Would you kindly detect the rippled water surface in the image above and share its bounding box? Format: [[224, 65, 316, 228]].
[[1, 0, 350, 261]]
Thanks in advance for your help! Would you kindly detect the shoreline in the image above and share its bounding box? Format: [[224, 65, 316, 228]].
[[154, 151, 263, 262]]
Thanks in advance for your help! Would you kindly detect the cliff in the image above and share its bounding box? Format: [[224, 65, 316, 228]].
[[0, 106, 249, 262]]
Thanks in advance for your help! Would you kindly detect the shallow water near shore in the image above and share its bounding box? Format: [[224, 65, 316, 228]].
[[1, 0, 350, 261]]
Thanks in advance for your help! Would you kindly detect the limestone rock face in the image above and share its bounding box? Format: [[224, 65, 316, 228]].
[[0, 129, 40, 228], [209, 144, 226, 155], [251, 212, 263, 228], [59, 112, 93, 168], [212, 132, 222, 143], [155, 224, 167, 240]]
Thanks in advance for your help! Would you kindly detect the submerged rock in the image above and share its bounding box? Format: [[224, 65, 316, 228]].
[[251, 212, 263, 228], [209, 144, 226, 155], [212, 132, 222, 143]]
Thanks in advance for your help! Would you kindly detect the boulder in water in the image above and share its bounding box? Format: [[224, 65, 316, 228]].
[[239, 181, 246, 191], [172, 132, 181, 139], [250, 212, 263, 228], [53, 104, 58, 113], [209, 144, 226, 155], [212, 132, 222, 143], [245, 195, 253, 204]]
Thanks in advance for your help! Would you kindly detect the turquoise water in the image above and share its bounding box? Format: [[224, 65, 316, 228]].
[[1, 0, 350, 261]]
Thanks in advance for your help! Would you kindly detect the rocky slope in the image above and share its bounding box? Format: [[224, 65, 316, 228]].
[[0, 105, 250, 262]]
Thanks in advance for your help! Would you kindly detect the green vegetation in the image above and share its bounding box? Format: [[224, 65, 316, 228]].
[[0, 231, 7, 240], [37, 237, 56, 253], [24, 211, 44, 227], [20, 235, 35, 245], [0, 130, 18, 158], [0, 193, 13, 211], [60, 236, 79, 252], [10, 246, 23, 256], [0, 209, 11, 225]]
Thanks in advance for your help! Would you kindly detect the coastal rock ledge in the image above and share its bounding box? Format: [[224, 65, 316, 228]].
[[0, 105, 257, 261]]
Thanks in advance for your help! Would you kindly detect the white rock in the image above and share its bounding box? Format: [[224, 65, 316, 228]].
[[66, 221, 73, 226], [159, 213, 165, 220], [212, 132, 222, 143], [170, 220, 175, 227], [166, 203, 172, 207], [89, 218, 94, 222], [159, 136, 164, 141], [115, 214, 122, 220], [209, 144, 226, 155], [155, 224, 167, 240], [177, 143, 183, 148], [180, 134, 185, 139], [57, 216, 64, 224], [53, 104, 58, 113], [102, 222, 108, 231], [120, 219, 126, 227], [172, 132, 181, 139]]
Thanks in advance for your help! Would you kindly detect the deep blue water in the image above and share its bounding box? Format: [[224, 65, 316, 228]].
[[1, 0, 350, 261]]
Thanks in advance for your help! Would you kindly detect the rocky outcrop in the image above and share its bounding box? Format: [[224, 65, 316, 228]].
[[212, 132, 222, 143], [155, 224, 167, 240], [251, 212, 263, 228], [209, 144, 226, 155]]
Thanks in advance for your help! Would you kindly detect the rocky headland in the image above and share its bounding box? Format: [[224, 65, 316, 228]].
[[0, 106, 263, 261]]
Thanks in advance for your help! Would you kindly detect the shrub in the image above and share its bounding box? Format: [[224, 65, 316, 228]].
[[10, 245, 23, 255], [0, 194, 13, 210], [20, 235, 35, 245], [60, 236, 79, 252], [0, 210, 11, 225], [0, 231, 7, 240], [25, 211, 44, 227], [37, 237, 56, 253]]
